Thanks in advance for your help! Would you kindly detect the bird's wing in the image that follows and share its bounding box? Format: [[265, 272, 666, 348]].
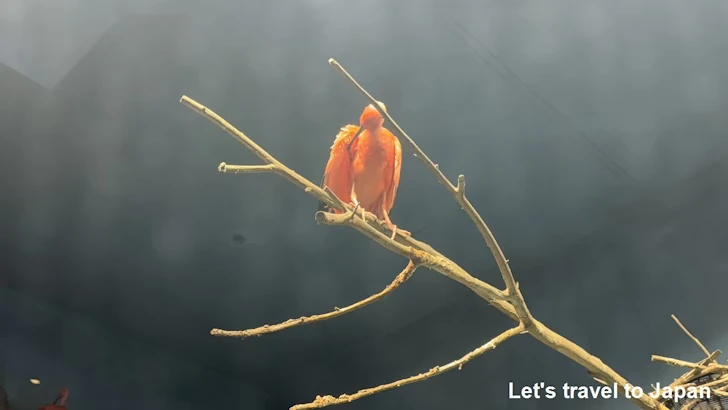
[[319, 124, 360, 210], [384, 130, 403, 212]]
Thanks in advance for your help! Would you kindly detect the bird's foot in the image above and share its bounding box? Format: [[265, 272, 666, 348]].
[[346, 201, 367, 224], [344, 202, 360, 221], [386, 223, 411, 240], [381, 209, 410, 240]]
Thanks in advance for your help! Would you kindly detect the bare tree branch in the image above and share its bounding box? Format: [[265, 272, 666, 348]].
[[289, 324, 525, 410], [652, 355, 709, 370], [671, 314, 711, 358], [646, 316, 725, 404], [314, 211, 513, 314], [179, 56, 670, 410], [211, 260, 419, 338]]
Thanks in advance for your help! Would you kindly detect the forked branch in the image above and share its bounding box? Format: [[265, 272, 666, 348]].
[[179, 59, 668, 410]]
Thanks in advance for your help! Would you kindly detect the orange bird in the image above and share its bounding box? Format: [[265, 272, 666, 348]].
[[319, 103, 409, 238]]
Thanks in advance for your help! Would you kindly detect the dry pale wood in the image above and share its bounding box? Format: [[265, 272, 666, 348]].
[[701, 363, 728, 372], [290, 324, 525, 410], [658, 374, 728, 404], [210, 260, 418, 337], [218, 163, 277, 173], [651, 316, 726, 401], [652, 355, 708, 370], [648, 349, 728, 407], [179, 59, 669, 410], [590, 374, 608, 386], [671, 314, 711, 358], [699, 375, 728, 388], [665, 351, 722, 390]]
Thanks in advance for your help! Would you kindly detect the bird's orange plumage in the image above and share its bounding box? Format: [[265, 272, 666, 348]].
[[320, 104, 405, 233]]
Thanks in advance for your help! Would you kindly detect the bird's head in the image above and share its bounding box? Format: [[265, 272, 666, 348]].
[[359, 101, 387, 129]]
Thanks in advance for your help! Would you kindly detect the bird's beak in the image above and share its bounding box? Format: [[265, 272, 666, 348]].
[[348, 126, 365, 149]]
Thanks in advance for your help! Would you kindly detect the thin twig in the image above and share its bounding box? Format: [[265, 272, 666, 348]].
[[705, 363, 728, 372], [652, 355, 707, 370], [671, 314, 711, 358], [218, 163, 277, 174], [211, 261, 419, 338], [701, 375, 728, 389], [592, 376, 608, 386], [328, 59, 531, 325], [289, 324, 525, 410]]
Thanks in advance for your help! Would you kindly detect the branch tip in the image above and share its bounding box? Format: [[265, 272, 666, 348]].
[[456, 175, 466, 197], [290, 324, 524, 410], [211, 261, 418, 339], [671, 314, 711, 358]]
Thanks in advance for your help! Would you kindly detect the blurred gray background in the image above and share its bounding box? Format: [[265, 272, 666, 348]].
[[1, 0, 727, 408]]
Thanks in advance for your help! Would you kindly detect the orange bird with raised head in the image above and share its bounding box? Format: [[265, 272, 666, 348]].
[[319, 103, 409, 238]]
